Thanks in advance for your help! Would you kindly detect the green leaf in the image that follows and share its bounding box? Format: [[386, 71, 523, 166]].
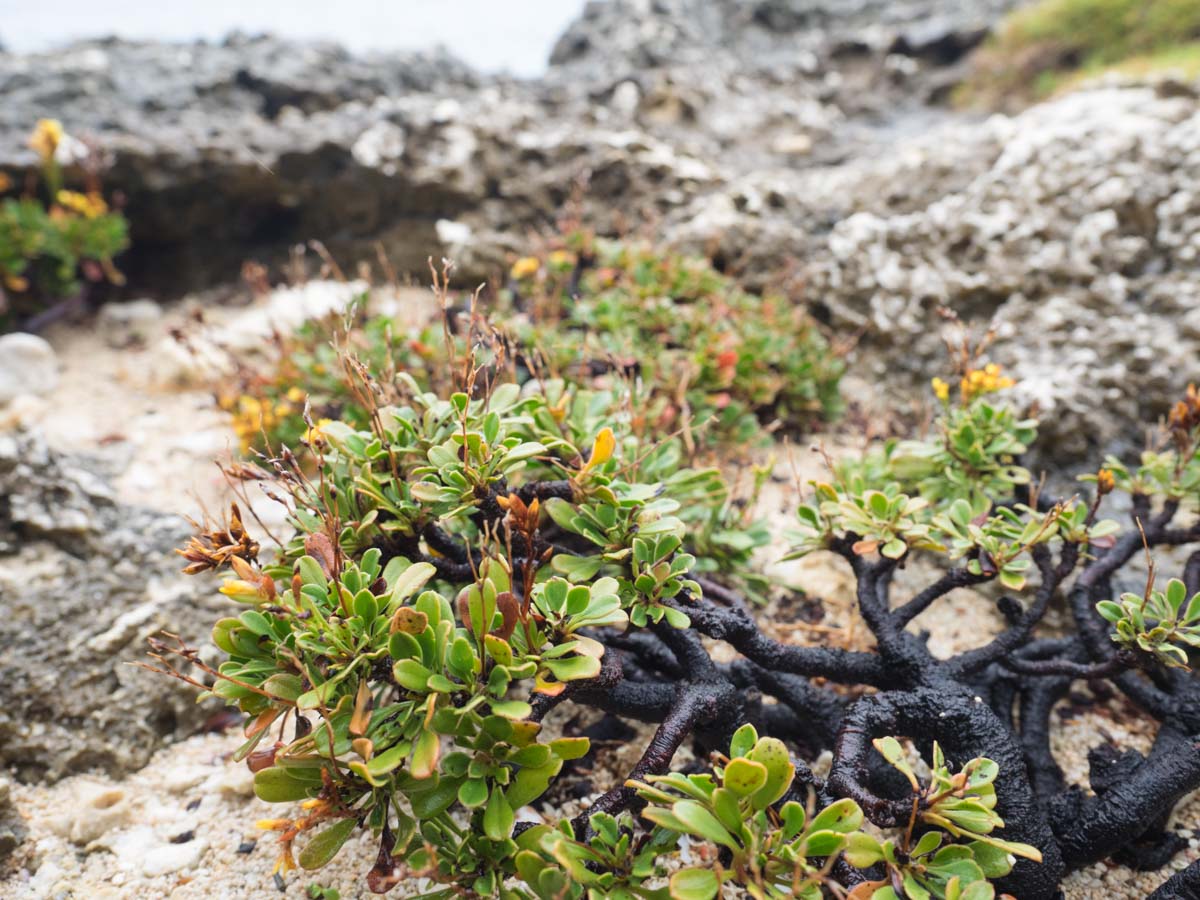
[[388, 561, 436, 609], [544, 655, 601, 682], [728, 724, 757, 759], [262, 674, 304, 701], [483, 787, 515, 840], [668, 800, 738, 851], [710, 787, 743, 835], [550, 737, 591, 761], [968, 840, 1016, 879], [458, 779, 489, 809], [721, 757, 767, 797], [843, 832, 885, 868], [298, 818, 357, 870], [506, 759, 563, 808], [410, 729, 440, 780], [254, 767, 316, 803], [410, 776, 463, 818], [491, 699, 533, 721], [873, 736, 918, 790], [747, 737, 795, 810], [393, 659, 433, 692], [669, 868, 719, 900], [809, 798, 863, 834]]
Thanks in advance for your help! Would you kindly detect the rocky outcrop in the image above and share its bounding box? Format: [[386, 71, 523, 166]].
[[794, 82, 1200, 461], [0, 430, 224, 782], [0, 3, 1007, 295], [2, 8, 1198, 461]]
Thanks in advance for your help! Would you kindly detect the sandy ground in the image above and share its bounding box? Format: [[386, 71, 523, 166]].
[[0, 289, 1195, 898]]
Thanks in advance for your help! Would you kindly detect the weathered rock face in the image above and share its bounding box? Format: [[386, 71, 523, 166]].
[[0, 4, 1009, 295], [0, 430, 223, 782], [793, 83, 1200, 462], [549, 0, 1017, 75], [1, 8, 1197, 462], [0, 34, 481, 294]]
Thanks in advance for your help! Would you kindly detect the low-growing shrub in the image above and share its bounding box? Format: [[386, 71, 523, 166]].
[[157, 320, 1200, 898], [0, 119, 129, 331], [960, 0, 1200, 106], [215, 235, 842, 457], [503, 234, 844, 447]]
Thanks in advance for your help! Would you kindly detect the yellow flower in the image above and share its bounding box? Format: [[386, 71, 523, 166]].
[[219, 579, 265, 603], [580, 427, 615, 475], [3, 274, 28, 293], [960, 363, 1015, 402], [548, 249, 574, 268], [304, 418, 334, 446], [510, 256, 540, 280], [1096, 468, 1115, 496], [931, 377, 950, 403], [286, 386, 306, 403], [55, 189, 108, 219], [28, 119, 64, 161], [270, 849, 297, 876]]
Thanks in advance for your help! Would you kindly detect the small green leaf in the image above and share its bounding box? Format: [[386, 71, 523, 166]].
[[668, 800, 738, 851], [254, 767, 316, 803], [669, 868, 719, 900], [458, 779, 489, 809], [298, 818, 357, 870], [483, 787, 515, 840], [722, 757, 768, 797]]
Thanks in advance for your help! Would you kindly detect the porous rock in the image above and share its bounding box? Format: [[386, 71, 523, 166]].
[[0, 430, 224, 782]]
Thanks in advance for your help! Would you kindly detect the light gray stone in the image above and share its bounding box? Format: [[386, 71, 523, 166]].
[[0, 333, 58, 405], [96, 300, 163, 348]]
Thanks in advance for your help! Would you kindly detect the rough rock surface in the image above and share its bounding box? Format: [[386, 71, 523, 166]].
[[1, 7, 1198, 456], [791, 81, 1200, 461], [0, 34, 479, 293], [0, 2, 1007, 295], [0, 430, 224, 783]]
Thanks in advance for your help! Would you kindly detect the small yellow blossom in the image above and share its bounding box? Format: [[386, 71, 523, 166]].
[[931, 377, 950, 403], [548, 249, 574, 268], [510, 256, 540, 280], [29, 119, 64, 161], [271, 849, 297, 876], [304, 418, 334, 446], [230, 395, 278, 452], [960, 363, 1015, 402], [55, 189, 108, 219], [219, 578, 265, 603], [580, 427, 616, 475], [1096, 468, 1115, 496], [286, 386, 306, 403]]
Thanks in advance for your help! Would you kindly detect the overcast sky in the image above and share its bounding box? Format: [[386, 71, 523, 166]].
[[0, 0, 590, 75]]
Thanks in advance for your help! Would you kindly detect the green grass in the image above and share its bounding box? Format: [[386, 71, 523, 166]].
[[960, 0, 1200, 106]]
